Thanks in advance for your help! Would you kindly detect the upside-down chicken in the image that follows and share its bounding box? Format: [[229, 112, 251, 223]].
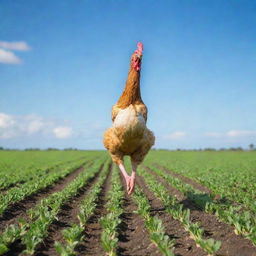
[[103, 42, 155, 194]]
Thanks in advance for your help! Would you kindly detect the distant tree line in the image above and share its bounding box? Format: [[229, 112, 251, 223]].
[[0, 147, 80, 151], [152, 144, 256, 152], [0, 144, 255, 151]]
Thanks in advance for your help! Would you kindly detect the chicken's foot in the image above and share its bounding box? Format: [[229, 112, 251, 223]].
[[118, 161, 137, 195], [118, 163, 131, 192], [127, 161, 137, 195]]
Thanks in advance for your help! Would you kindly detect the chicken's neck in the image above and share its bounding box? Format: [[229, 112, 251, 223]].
[[117, 68, 143, 109]]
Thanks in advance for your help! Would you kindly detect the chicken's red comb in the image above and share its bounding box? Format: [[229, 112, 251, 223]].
[[137, 42, 143, 53], [135, 42, 143, 56]]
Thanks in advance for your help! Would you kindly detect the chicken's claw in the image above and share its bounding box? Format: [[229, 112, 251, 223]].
[[128, 174, 135, 195], [124, 175, 131, 192]]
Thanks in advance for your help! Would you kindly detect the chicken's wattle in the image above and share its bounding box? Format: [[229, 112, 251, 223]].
[[133, 42, 143, 71]]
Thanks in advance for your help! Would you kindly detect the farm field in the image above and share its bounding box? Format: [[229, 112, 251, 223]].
[[0, 150, 255, 256]]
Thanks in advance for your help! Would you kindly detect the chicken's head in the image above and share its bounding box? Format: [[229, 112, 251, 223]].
[[131, 42, 143, 71]]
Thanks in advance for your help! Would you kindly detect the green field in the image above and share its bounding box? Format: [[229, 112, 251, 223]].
[[0, 150, 255, 256]]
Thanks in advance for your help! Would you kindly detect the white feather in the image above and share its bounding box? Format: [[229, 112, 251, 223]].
[[113, 105, 145, 129]]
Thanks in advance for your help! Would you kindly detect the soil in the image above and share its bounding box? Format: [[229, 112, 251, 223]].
[[0, 160, 93, 232], [74, 164, 113, 256], [136, 175, 207, 256], [154, 163, 212, 194], [0, 157, 86, 193], [143, 166, 185, 201], [117, 175, 162, 256], [1, 160, 256, 256], [34, 162, 106, 256], [147, 166, 256, 256]]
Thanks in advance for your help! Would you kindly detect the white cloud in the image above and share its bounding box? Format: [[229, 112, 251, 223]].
[[27, 119, 44, 134], [0, 112, 73, 139], [0, 130, 17, 139], [166, 131, 187, 140], [53, 127, 72, 139], [0, 113, 15, 128], [0, 40, 31, 64], [226, 130, 256, 137], [0, 113, 42, 138], [0, 49, 22, 64], [205, 130, 256, 138], [0, 113, 16, 138], [0, 41, 30, 51]]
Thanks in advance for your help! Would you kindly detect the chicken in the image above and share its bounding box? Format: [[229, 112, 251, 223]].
[[103, 42, 155, 194]]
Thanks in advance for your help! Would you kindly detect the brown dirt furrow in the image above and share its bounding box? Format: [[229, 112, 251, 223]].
[[136, 174, 207, 256], [34, 163, 107, 256], [0, 160, 93, 232], [147, 167, 256, 256], [74, 164, 113, 256], [143, 166, 185, 201], [3, 239, 25, 256], [117, 175, 161, 256], [0, 182, 26, 193], [156, 164, 249, 212], [154, 163, 211, 194], [0, 158, 86, 194]]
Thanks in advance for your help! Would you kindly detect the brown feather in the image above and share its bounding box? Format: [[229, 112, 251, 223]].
[[116, 56, 144, 109]]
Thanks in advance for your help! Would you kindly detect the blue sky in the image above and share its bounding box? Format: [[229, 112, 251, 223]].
[[0, 0, 256, 149]]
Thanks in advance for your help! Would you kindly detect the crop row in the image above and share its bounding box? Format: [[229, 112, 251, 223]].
[[148, 165, 256, 245], [181, 165, 255, 215], [54, 161, 111, 256], [0, 157, 87, 193], [0, 158, 105, 255], [100, 165, 124, 256], [146, 151, 256, 214], [0, 158, 89, 214], [0, 162, 57, 191], [0, 151, 93, 190], [0, 151, 104, 191], [132, 186, 175, 256], [138, 167, 221, 255]]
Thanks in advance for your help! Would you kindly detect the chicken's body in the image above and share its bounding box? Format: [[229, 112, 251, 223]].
[[103, 42, 155, 194], [104, 104, 154, 164]]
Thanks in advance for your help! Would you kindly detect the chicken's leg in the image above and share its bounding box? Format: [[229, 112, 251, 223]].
[[128, 161, 137, 195], [118, 163, 131, 192]]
